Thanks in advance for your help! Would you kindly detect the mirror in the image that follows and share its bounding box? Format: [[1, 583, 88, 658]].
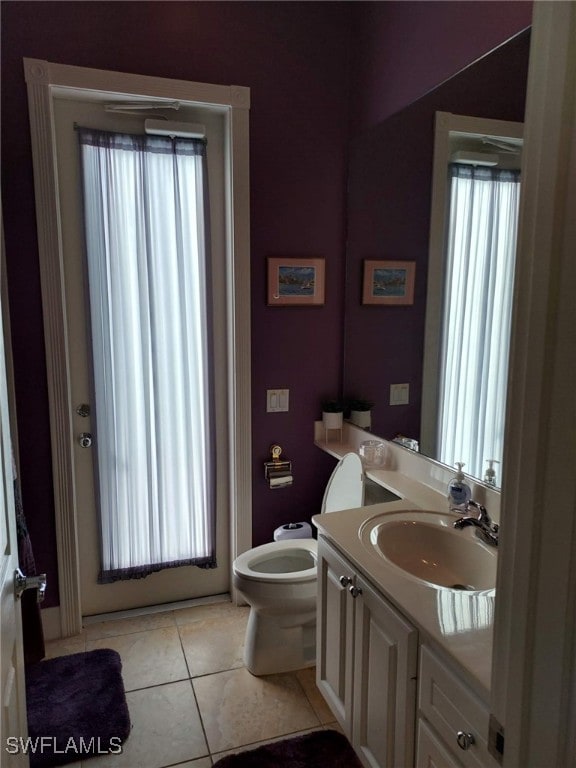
[[343, 28, 530, 486]]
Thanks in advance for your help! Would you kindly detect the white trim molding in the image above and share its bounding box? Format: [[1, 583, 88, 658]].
[[491, 2, 576, 766], [24, 58, 252, 636]]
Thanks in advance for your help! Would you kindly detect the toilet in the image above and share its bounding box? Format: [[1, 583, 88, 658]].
[[233, 452, 364, 675]]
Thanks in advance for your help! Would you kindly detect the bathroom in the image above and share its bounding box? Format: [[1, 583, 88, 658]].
[[2, 1, 575, 767]]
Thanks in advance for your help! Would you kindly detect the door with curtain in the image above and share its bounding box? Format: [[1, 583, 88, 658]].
[[53, 96, 230, 616]]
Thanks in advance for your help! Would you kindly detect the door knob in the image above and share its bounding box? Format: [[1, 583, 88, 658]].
[[348, 585, 363, 598], [14, 568, 47, 603], [76, 403, 91, 417], [78, 432, 93, 448], [339, 575, 353, 587], [456, 731, 475, 750]]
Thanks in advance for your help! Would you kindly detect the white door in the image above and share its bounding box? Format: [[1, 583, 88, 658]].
[[0, 216, 29, 766], [52, 96, 230, 616]]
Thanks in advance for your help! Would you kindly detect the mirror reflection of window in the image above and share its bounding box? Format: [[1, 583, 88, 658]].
[[421, 113, 524, 487], [437, 162, 521, 481]]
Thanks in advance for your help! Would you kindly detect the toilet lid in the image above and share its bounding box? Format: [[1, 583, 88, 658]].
[[321, 452, 365, 513], [233, 539, 318, 583]]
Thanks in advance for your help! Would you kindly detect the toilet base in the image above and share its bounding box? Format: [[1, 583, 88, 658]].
[[243, 607, 316, 676]]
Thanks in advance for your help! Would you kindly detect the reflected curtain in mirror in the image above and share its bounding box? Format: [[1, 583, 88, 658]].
[[438, 164, 521, 480], [78, 128, 217, 582]]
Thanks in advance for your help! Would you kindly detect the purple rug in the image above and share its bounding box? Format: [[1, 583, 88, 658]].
[[212, 729, 362, 767], [25, 649, 131, 767]]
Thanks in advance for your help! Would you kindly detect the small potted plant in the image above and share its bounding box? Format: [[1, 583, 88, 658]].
[[321, 398, 344, 430], [347, 397, 374, 429]]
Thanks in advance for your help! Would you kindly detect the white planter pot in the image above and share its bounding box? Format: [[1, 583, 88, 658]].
[[322, 411, 343, 430], [350, 410, 371, 429]]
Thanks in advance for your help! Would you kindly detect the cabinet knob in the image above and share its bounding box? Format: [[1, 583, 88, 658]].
[[339, 575, 353, 587], [348, 585, 362, 598], [456, 731, 475, 751]]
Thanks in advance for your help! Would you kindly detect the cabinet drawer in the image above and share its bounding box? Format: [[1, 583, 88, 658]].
[[419, 645, 498, 768], [416, 718, 462, 768]]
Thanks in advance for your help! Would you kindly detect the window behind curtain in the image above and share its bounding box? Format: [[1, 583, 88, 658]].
[[438, 164, 521, 480], [77, 127, 217, 583]]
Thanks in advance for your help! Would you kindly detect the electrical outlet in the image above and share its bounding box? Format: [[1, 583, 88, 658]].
[[267, 389, 289, 412], [390, 383, 409, 406]]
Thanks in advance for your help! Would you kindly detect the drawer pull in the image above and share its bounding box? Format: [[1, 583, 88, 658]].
[[339, 575, 353, 587], [456, 731, 475, 751], [348, 585, 363, 598]]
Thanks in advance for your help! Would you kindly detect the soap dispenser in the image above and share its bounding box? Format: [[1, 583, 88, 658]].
[[484, 459, 499, 487], [447, 462, 471, 512]]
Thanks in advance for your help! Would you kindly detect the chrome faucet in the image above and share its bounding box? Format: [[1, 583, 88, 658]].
[[453, 499, 499, 547]]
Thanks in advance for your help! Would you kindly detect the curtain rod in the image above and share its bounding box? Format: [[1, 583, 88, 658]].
[[104, 101, 180, 113]]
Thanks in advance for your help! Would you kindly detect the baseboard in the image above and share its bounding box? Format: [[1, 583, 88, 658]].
[[82, 592, 233, 624]]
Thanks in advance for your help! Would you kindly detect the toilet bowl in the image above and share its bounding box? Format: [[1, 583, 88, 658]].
[[233, 452, 364, 676]]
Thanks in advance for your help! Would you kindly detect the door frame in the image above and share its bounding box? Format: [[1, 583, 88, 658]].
[[491, 2, 576, 765], [24, 58, 252, 637], [0, 204, 29, 764]]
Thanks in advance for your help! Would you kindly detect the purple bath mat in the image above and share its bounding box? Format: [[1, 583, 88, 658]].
[[212, 729, 362, 768], [25, 649, 131, 767]]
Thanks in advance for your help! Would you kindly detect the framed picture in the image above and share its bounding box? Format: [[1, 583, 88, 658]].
[[362, 260, 416, 305], [267, 257, 325, 306]]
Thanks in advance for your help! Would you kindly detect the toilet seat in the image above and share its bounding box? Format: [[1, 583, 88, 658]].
[[233, 539, 317, 584]]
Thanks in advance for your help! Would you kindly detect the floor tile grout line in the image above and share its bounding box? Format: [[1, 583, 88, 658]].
[[176, 617, 195, 680], [84, 620, 179, 643], [189, 676, 214, 763], [193, 668, 325, 759], [122, 676, 213, 764], [160, 758, 213, 768], [176, 619, 216, 763], [174, 606, 239, 762], [293, 670, 323, 726], [123, 675, 194, 695]]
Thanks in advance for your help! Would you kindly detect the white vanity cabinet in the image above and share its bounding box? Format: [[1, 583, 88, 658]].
[[317, 535, 500, 768], [317, 536, 418, 768]]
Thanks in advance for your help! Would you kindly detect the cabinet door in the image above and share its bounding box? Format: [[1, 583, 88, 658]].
[[317, 537, 356, 736], [353, 574, 418, 768]]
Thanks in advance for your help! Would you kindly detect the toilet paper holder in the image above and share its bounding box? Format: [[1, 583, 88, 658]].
[[264, 444, 293, 489]]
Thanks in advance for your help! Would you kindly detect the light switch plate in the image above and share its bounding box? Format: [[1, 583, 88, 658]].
[[390, 383, 409, 406], [267, 389, 289, 412]]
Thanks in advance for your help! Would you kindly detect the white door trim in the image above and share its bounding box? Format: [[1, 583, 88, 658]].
[[24, 58, 252, 637], [491, 2, 576, 765]]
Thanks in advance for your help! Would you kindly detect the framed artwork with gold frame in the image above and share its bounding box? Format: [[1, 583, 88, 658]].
[[362, 260, 416, 305], [267, 257, 325, 306]]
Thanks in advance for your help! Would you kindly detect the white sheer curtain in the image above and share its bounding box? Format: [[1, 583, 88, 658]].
[[78, 128, 216, 582], [438, 164, 521, 481]]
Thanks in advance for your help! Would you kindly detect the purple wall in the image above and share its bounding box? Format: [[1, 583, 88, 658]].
[[1, 1, 350, 606], [350, 1, 532, 131], [0, 1, 532, 610], [344, 29, 531, 443]]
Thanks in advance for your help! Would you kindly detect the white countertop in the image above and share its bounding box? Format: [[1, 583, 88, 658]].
[[313, 423, 496, 698]]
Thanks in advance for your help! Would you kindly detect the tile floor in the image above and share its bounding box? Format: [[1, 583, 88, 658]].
[[44, 600, 340, 767]]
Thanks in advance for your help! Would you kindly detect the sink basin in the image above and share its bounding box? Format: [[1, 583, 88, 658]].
[[359, 511, 497, 590]]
